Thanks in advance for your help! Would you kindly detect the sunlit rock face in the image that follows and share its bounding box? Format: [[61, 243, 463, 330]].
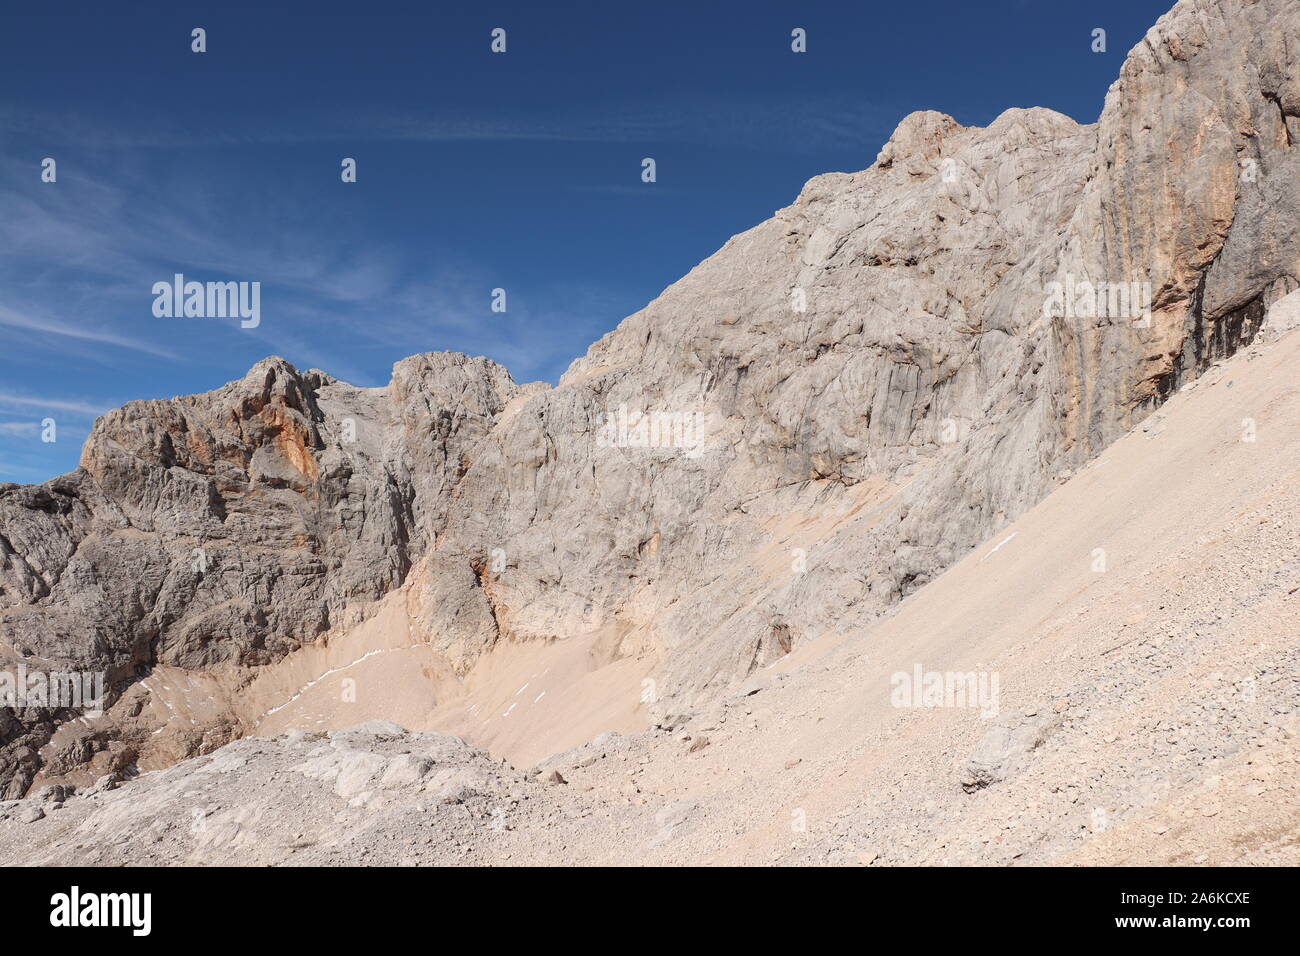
[[2, 0, 1296, 795]]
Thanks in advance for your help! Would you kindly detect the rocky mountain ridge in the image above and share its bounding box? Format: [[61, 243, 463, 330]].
[[3, 302, 1295, 865], [2, 0, 1298, 796]]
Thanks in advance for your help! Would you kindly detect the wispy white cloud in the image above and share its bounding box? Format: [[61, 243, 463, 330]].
[[0, 305, 179, 360], [0, 94, 890, 153], [0, 391, 107, 417], [0, 106, 648, 431]]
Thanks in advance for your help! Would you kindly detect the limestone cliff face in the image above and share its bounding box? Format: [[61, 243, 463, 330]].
[[421, 0, 1300, 715], [1056, 0, 1300, 438], [1, 0, 1296, 794], [0, 354, 523, 795]]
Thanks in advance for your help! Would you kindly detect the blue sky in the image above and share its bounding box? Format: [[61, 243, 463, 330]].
[[0, 0, 1174, 482]]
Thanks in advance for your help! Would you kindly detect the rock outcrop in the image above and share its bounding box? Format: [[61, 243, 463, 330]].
[[3, 301, 1296, 865], [416, 0, 1300, 717], [2, 0, 1298, 795], [0, 354, 526, 795]]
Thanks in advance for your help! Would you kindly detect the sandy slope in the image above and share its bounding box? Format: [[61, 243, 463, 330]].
[[1, 322, 1295, 866], [29, 560, 657, 791]]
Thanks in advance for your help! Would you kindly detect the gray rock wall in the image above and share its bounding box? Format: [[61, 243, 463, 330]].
[[1, 0, 1296, 793]]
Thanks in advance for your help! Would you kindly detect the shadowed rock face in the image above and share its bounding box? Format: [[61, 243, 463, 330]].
[[0, 354, 524, 796], [1, 0, 1297, 795]]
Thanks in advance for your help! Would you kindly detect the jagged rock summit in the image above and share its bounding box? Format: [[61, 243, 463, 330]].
[[3, 300, 1296, 865], [2, 0, 1298, 799]]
